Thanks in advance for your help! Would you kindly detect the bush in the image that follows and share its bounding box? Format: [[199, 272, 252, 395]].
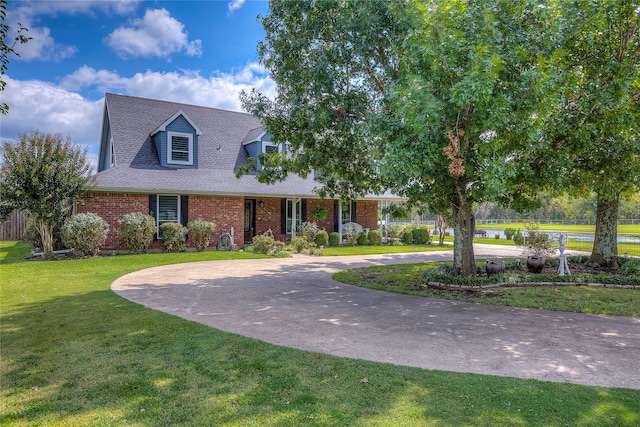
[[504, 227, 516, 237], [188, 218, 216, 252], [61, 213, 109, 256], [357, 231, 369, 245], [411, 227, 430, 244], [252, 234, 275, 254], [120, 212, 156, 254], [384, 223, 405, 239], [513, 229, 524, 246], [292, 235, 309, 253], [401, 229, 414, 245], [620, 259, 640, 275], [159, 222, 188, 252], [342, 222, 363, 245], [299, 221, 320, 243], [328, 232, 340, 247], [316, 230, 329, 246], [368, 229, 382, 245]]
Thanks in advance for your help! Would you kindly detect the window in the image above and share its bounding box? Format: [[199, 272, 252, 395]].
[[168, 132, 193, 165], [264, 142, 279, 154], [109, 140, 116, 168], [286, 199, 301, 234], [341, 201, 352, 224], [158, 195, 180, 224]]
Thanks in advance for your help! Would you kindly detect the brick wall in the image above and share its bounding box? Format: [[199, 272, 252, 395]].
[[78, 192, 380, 251]]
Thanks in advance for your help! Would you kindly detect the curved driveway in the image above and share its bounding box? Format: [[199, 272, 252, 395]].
[[112, 245, 640, 389]]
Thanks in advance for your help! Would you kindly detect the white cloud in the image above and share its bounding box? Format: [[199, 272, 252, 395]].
[[8, 0, 140, 62], [228, 0, 246, 14], [105, 8, 202, 59]]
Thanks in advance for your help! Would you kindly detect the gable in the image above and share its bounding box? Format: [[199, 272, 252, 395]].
[[152, 113, 200, 168]]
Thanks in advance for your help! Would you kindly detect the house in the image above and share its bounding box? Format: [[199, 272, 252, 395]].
[[78, 93, 397, 251]]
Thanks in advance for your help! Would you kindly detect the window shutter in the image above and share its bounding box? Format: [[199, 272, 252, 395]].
[[351, 201, 357, 223], [180, 195, 189, 227], [281, 198, 287, 234], [334, 200, 340, 232], [301, 199, 307, 222], [149, 194, 158, 240]]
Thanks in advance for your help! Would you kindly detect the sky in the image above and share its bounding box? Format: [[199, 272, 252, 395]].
[[1, 0, 275, 167]]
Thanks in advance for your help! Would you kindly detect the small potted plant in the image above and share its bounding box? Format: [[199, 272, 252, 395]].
[[504, 227, 516, 240], [518, 223, 556, 273]]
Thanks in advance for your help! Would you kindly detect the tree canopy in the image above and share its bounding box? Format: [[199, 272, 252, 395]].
[[0, 131, 93, 253], [0, 0, 30, 115]]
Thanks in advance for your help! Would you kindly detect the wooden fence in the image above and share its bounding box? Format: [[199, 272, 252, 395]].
[[0, 211, 27, 241]]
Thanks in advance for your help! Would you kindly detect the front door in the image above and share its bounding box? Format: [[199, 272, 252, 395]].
[[244, 199, 256, 243]]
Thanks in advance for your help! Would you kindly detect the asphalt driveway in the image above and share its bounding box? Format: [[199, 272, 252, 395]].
[[112, 245, 640, 389]]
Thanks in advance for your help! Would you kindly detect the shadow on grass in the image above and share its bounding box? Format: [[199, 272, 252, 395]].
[[0, 241, 32, 264], [2, 277, 639, 425]]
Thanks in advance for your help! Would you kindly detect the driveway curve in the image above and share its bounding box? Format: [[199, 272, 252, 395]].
[[112, 245, 640, 390]]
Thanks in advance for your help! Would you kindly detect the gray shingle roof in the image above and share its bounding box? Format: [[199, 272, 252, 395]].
[[93, 93, 398, 200]]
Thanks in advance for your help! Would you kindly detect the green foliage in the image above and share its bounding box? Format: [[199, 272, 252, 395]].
[[310, 206, 328, 221], [504, 228, 516, 237], [368, 229, 382, 246], [159, 222, 188, 253], [0, 131, 92, 253], [120, 212, 156, 254], [298, 221, 320, 243], [252, 234, 275, 254], [187, 218, 216, 252], [342, 222, 363, 245], [520, 222, 556, 258], [356, 231, 369, 246], [292, 235, 309, 253], [401, 229, 414, 245], [620, 259, 640, 276], [315, 230, 329, 246], [411, 228, 430, 244], [61, 213, 109, 256], [328, 232, 340, 247], [384, 223, 405, 239], [513, 229, 525, 246]]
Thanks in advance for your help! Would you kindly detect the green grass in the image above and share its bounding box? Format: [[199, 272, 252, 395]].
[[2, 241, 639, 426], [322, 244, 452, 256], [334, 261, 640, 317]]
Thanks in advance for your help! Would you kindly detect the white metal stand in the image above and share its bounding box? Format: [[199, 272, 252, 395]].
[[558, 234, 571, 276]]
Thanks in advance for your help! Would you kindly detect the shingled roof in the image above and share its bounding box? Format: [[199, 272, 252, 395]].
[[93, 93, 398, 200]]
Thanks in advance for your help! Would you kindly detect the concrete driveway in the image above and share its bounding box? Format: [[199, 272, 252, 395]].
[[112, 245, 640, 390]]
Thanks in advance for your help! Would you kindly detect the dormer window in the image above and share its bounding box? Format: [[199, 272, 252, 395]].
[[263, 141, 280, 155], [168, 132, 193, 165]]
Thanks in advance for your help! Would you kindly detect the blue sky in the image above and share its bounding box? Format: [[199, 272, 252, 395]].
[[2, 0, 274, 166]]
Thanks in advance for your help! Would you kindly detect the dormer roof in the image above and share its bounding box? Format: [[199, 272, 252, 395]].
[[150, 109, 203, 136]]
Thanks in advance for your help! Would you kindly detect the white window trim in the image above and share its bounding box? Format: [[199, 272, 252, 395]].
[[167, 131, 193, 165], [262, 140, 280, 154], [157, 194, 181, 225], [109, 138, 116, 168]]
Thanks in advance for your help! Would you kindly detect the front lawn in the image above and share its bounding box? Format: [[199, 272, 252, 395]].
[[2, 241, 639, 426], [322, 243, 451, 256]]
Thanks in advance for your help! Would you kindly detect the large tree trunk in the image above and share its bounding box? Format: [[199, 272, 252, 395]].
[[36, 217, 55, 254], [452, 199, 476, 277], [590, 193, 619, 268]]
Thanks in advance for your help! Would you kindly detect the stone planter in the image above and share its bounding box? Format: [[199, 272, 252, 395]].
[[486, 260, 506, 276], [526, 256, 545, 274]]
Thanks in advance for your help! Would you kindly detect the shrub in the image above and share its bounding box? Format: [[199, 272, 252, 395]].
[[513, 229, 524, 246], [411, 227, 430, 244], [188, 218, 216, 252], [521, 222, 556, 257], [292, 235, 309, 253], [504, 227, 516, 237], [620, 259, 640, 275], [384, 223, 405, 239], [401, 229, 414, 245], [61, 213, 109, 256], [368, 229, 382, 245], [357, 231, 369, 245], [328, 232, 340, 247], [316, 230, 329, 246], [342, 222, 363, 245], [159, 222, 188, 252], [299, 221, 320, 243], [120, 212, 156, 254], [252, 234, 275, 254]]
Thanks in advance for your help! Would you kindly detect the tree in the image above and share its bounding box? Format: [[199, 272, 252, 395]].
[[0, 131, 93, 254], [243, 0, 564, 276], [543, 0, 640, 267], [1, 0, 31, 115]]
